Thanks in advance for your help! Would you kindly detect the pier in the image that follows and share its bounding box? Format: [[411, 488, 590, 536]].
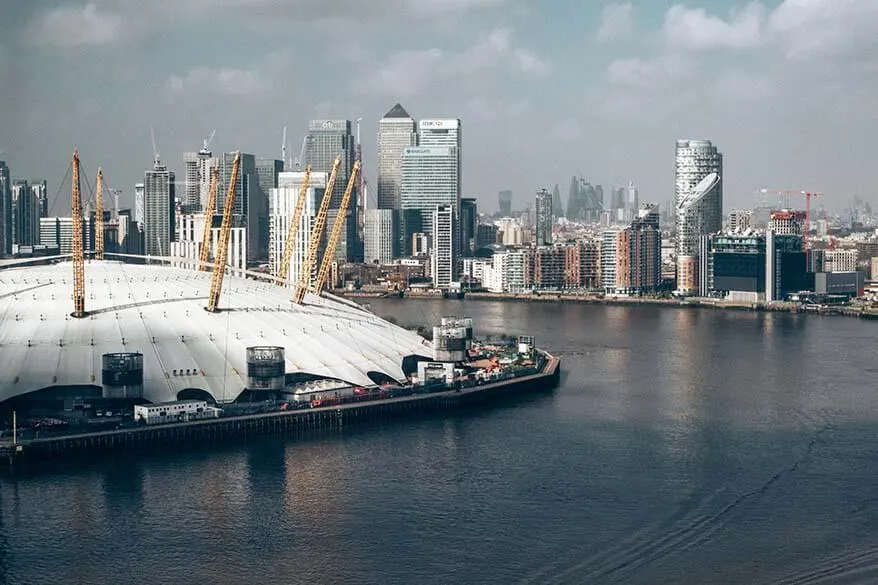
[[1, 352, 560, 468]]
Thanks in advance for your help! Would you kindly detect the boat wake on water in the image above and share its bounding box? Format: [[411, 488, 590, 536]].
[[516, 416, 835, 584]]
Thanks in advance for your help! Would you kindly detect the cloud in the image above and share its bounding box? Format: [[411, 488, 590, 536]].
[[664, 1, 765, 51], [356, 27, 549, 96], [455, 28, 551, 76], [406, 0, 509, 16], [549, 119, 583, 142], [25, 3, 127, 47], [607, 54, 694, 87], [597, 3, 634, 42], [354, 49, 445, 97], [166, 66, 272, 98], [464, 97, 530, 121], [769, 0, 878, 60]]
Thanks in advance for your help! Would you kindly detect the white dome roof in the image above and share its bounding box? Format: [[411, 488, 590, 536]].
[[0, 261, 432, 404]]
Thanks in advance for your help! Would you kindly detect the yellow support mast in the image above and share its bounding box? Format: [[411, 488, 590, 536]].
[[277, 165, 311, 285], [293, 157, 341, 304], [198, 166, 219, 272], [95, 167, 104, 260], [313, 161, 360, 297], [71, 150, 86, 318], [205, 152, 240, 313]]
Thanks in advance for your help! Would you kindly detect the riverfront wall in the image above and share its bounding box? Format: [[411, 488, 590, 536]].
[[2, 354, 560, 467]]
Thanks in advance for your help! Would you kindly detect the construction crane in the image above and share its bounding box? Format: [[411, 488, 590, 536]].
[[293, 156, 341, 304], [71, 150, 86, 318], [277, 165, 312, 284], [95, 167, 105, 260], [294, 136, 308, 171], [313, 160, 361, 297], [760, 188, 824, 250], [205, 152, 240, 313], [198, 166, 220, 272]]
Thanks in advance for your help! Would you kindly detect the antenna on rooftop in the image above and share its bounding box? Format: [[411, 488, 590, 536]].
[[150, 126, 160, 166]]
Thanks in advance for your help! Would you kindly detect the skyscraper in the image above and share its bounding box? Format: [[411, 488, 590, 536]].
[[182, 143, 217, 213], [143, 156, 175, 257], [30, 180, 48, 219], [134, 183, 145, 224], [269, 170, 328, 283], [535, 188, 553, 246], [255, 158, 284, 259], [377, 104, 417, 210], [218, 152, 265, 262], [364, 208, 398, 264], [419, 118, 461, 197], [12, 179, 40, 247], [498, 190, 513, 216], [674, 139, 723, 295], [0, 161, 11, 256], [305, 119, 357, 261], [432, 204, 458, 287], [460, 198, 477, 257], [400, 146, 459, 251], [552, 184, 564, 218]]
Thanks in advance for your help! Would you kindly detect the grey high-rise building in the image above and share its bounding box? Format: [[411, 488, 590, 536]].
[[460, 198, 477, 257], [674, 139, 723, 295], [183, 145, 217, 213], [377, 104, 417, 210], [255, 158, 283, 259], [552, 184, 564, 218], [432, 204, 458, 287], [30, 180, 48, 219], [12, 179, 40, 247], [217, 152, 266, 262], [143, 156, 175, 257], [498, 190, 513, 216], [400, 146, 459, 253], [306, 119, 357, 261], [0, 161, 11, 256], [134, 183, 145, 224], [535, 188, 553, 246]]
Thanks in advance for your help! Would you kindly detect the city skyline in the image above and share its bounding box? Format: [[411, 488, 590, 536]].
[[2, 1, 875, 215]]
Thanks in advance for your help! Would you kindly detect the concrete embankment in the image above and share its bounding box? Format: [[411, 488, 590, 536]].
[[340, 290, 878, 319], [1, 354, 560, 468]]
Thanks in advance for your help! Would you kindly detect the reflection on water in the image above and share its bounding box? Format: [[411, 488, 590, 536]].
[[2, 301, 878, 584]]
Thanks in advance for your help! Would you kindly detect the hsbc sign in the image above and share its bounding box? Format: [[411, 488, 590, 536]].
[[420, 119, 459, 130]]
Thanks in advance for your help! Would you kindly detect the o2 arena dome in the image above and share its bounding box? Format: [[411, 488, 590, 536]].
[[0, 260, 432, 407]]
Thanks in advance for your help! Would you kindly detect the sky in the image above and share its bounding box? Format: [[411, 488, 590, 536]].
[[1, 0, 877, 215]]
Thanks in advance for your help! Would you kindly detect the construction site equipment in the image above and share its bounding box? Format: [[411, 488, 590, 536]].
[[293, 156, 341, 304], [760, 188, 823, 250], [313, 161, 361, 297], [206, 152, 240, 313], [198, 166, 219, 272], [95, 167, 105, 260], [277, 165, 311, 284], [71, 150, 86, 318]]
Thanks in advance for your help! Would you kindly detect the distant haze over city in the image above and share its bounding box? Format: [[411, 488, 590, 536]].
[[2, 0, 876, 212]]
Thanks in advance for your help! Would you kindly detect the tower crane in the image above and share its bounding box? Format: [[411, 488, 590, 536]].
[[759, 188, 824, 250], [205, 152, 241, 313], [198, 166, 220, 272], [95, 167, 105, 260], [71, 150, 86, 318], [293, 157, 341, 304], [277, 165, 311, 284], [313, 160, 361, 298], [294, 136, 308, 171]]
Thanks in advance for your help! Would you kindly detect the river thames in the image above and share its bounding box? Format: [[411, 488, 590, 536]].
[[2, 300, 877, 584]]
